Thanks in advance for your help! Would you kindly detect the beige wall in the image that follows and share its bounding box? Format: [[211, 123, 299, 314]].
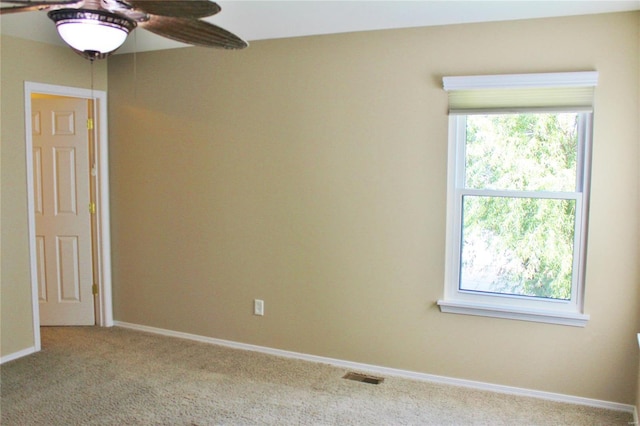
[[0, 36, 107, 357], [108, 11, 640, 405]]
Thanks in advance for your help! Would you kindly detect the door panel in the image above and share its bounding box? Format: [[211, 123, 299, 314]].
[[53, 146, 78, 215], [33, 96, 95, 326], [33, 147, 44, 215]]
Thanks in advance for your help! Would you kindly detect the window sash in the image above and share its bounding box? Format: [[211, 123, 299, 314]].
[[458, 188, 581, 199], [442, 112, 591, 319], [453, 113, 589, 193], [450, 190, 584, 309]]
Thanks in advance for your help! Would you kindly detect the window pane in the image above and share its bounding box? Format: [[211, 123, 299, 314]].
[[465, 113, 579, 192], [460, 195, 575, 300]]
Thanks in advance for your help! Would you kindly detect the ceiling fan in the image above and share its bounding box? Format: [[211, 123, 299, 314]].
[[0, 0, 248, 60]]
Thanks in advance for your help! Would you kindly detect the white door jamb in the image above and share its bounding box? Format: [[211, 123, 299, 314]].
[[24, 81, 113, 352]]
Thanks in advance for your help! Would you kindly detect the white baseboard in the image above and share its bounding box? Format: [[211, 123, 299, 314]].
[[114, 321, 634, 414], [1, 346, 37, 364]]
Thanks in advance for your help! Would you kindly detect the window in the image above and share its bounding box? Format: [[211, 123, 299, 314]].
[[437, 72, 598, 326]]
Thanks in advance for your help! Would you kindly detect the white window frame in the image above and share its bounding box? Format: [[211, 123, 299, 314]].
[[437, 72, 597, 327]]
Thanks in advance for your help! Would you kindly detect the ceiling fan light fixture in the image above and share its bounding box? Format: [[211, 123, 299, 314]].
[[48, 9, 136, 55]]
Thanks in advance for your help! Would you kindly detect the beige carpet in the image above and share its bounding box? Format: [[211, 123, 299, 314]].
[[0, 327, 632, 425]]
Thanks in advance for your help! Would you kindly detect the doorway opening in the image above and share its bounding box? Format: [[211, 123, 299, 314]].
[[24, 82, 113, 351]]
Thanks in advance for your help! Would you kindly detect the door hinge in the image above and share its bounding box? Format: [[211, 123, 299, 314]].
[[89, 202, 96, 215], [87, 118, 94, 130], [92, 283, 98, 295]]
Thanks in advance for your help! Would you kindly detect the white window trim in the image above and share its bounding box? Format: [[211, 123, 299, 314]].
[[437, 300, 590, 327], [438, 72, 596, 327], [442, 71, 599, 91]]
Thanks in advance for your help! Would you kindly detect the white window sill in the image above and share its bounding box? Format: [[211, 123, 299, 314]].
[[437, 299, 589, 327]]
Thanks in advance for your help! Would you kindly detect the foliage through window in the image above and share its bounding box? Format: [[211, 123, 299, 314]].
[[460, 113, 579, 300]]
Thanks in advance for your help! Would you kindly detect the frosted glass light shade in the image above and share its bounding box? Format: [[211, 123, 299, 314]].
[[48, 9, 136, 55], [57, 22, 128, 53]]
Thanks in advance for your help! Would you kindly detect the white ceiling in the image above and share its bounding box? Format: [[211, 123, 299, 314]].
[[1, 0, 639, 54]]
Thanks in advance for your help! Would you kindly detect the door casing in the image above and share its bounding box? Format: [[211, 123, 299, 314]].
[[24, 82, 113, 351]]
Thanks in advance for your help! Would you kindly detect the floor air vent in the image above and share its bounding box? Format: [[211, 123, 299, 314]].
[[342, 372, 384, 385]]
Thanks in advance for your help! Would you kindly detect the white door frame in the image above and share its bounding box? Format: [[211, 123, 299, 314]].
[[24, 82, 113, 351]]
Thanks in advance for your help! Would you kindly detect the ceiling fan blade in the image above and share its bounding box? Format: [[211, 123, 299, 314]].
[[140, 15, 247, 50], [124, 0, 220, 19], [0, 0, 81, 14]]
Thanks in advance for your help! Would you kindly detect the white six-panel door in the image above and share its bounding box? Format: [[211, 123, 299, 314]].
[[32, 96, 95, 325]]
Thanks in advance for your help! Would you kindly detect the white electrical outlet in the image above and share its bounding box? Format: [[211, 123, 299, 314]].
[[254, 299, 264, 316]]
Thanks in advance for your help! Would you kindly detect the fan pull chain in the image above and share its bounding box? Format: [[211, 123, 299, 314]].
[[89, 58, 95, 131], [90, 57, 94, 94], [133, 30, 138, 100]]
